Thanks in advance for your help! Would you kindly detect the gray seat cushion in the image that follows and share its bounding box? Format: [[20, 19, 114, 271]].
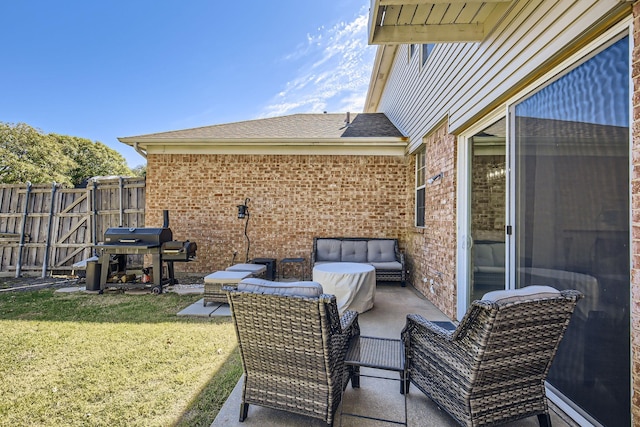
[[238, 278, 323, 297], [367, 240, 396, 263], [482, 285, 560, 304], [341, 240, 368, 262], [316, 239, 342, 262], [368, 261, 403, 271]]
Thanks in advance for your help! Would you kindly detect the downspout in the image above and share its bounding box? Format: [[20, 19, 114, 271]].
[[133, 142, 147, 159], [41, 182, 58, 278], [15, 181, 32, 278]]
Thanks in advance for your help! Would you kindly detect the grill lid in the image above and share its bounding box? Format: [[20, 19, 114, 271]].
[[103, 227, 173, 246]]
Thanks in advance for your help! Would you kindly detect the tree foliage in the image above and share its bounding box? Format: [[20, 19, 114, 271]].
[[0, 122, 138, 186]]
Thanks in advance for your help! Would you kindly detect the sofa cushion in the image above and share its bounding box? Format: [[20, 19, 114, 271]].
[[368, 261, 403, 271], [367, 240, 396, 263], [316, 239, 342, 262], [482, 285, 560, 304], [474, 242, 505, 267], [492, 243, 505, 267], [341, 240, 368, 262], [238, 278, 323, 297]]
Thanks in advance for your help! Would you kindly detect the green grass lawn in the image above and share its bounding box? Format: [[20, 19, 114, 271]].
[[0, 289, 242, 427]]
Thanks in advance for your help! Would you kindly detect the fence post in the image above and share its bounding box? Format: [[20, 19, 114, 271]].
[[118, 176, 124, 227], [41, 182, 58, 278], [15, 181, 32, 278]]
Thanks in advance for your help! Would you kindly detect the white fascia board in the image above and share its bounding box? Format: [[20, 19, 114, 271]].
[[119, 137, 408, 156]]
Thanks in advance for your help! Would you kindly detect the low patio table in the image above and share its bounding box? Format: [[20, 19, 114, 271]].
[[342, 335, 407, 426], [203, 271, 252, 306], [312, 262, 375, 314], [225, 263, 267, 278]]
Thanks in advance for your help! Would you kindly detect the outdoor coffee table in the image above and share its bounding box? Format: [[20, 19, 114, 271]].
[[312, 262, 375, 314], [225, 263, 267, 278], [203, 271, 252, 306], [342, 335, 407, 426]]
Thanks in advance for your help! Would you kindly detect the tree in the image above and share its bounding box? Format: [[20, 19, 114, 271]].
[[131, 164, 146, 178], [54, 134, 133, 184], [0, 122, 135, 186], [0, 122, 75, 185]]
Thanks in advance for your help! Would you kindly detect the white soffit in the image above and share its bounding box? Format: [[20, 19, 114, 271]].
[[368, 0, 514, 44]]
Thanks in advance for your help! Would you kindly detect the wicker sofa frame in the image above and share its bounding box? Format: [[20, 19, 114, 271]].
[[225, 284, 360, 426], [402, 289, 583, 427], [311, 237, 406, 286]]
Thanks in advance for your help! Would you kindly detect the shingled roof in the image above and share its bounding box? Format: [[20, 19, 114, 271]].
[[118, 113, 407, 156], [121, 113, 404, 140]]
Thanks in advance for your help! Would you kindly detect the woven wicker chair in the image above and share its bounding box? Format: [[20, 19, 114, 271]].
[[225, 278, 360, 426], [402, 286, 583, 427]]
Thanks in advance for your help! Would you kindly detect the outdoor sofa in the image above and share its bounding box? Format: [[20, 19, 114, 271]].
[[311, 237, 406, 286]]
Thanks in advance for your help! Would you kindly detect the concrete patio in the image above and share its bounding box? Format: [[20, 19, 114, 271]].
[[208, 283, 580, 427]]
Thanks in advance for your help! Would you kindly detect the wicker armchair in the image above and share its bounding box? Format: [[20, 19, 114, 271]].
[[225, 278, 360, 426], [402, 286, 583, 427]]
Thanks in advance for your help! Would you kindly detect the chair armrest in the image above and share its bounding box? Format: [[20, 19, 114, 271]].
[[402, 314, 473, 384], [402, 314, 454, 341], [340, 309, 360, 336]]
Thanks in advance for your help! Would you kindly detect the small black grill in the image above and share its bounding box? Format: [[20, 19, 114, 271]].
[[94, 211, 197, 293]]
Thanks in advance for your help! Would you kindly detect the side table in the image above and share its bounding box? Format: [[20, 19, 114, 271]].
[[203, 271, 252, 306], [342, 335, 407, 426]]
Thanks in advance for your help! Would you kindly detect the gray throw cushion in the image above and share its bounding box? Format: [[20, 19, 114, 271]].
[[316, 239, 342, 262], [367, 240, 396, 263], [341, 240, 368, 262], [482, 285, 560, 304], [238, 277, 323, 297]]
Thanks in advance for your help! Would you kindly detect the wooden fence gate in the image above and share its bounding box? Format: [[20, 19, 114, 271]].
[[0, 177, 145, 277]]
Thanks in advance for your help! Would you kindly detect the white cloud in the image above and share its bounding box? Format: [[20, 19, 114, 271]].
[[261, 10, 376, 117]]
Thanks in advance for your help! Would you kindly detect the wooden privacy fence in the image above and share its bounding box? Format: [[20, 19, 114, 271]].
[[0, 177, 145, 277]]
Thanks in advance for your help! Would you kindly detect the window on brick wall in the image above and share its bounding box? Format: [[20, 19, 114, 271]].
[[416, 146, 426, 227]]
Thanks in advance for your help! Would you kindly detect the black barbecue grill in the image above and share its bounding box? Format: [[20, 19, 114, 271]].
[[94, 211, 197, 293]]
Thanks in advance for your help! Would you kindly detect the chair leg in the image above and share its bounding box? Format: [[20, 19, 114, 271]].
[[537, 413, 552, 427], [351, 366, 360, 388], [239, 402, 249, 422], [401, 372, 410, 394]]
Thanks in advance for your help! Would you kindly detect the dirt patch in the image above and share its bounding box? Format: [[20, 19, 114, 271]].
[[0, 272, 206, 291], [0, 275, 81, 291]]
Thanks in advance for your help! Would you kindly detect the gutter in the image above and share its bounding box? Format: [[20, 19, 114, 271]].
[[133, 142, 147, 159]]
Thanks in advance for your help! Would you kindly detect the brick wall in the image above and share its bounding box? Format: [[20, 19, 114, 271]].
[[472, 155, 506, 239], [631, 1, 640, 423], [145, 153, 408, 275], [404, 122, 458, 319]]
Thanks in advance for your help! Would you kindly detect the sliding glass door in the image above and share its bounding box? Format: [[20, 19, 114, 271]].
[[512, 35, 630, 427]]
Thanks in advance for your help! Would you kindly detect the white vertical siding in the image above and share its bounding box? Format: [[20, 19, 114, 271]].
[[376, 0, 629, 153]]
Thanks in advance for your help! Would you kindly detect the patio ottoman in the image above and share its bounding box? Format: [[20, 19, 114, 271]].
[[225, 263, 267, 278], [204, 271, 252, 305]]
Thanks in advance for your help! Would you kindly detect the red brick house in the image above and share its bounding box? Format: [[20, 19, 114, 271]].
[[118, 112, 409, 273], [119, 1, 640, 425]]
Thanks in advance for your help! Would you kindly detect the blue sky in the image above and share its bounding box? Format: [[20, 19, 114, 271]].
[[0, 1, 376, 168]]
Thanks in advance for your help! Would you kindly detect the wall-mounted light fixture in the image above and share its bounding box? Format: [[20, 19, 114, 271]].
[[236, 198, 251, 262], [237, 198, 249, 219], [427, 172, 443, 184]]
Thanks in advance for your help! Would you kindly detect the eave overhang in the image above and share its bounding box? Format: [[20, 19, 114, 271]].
[[118, 137, 409, 157], [368, 0, 514, 44]]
